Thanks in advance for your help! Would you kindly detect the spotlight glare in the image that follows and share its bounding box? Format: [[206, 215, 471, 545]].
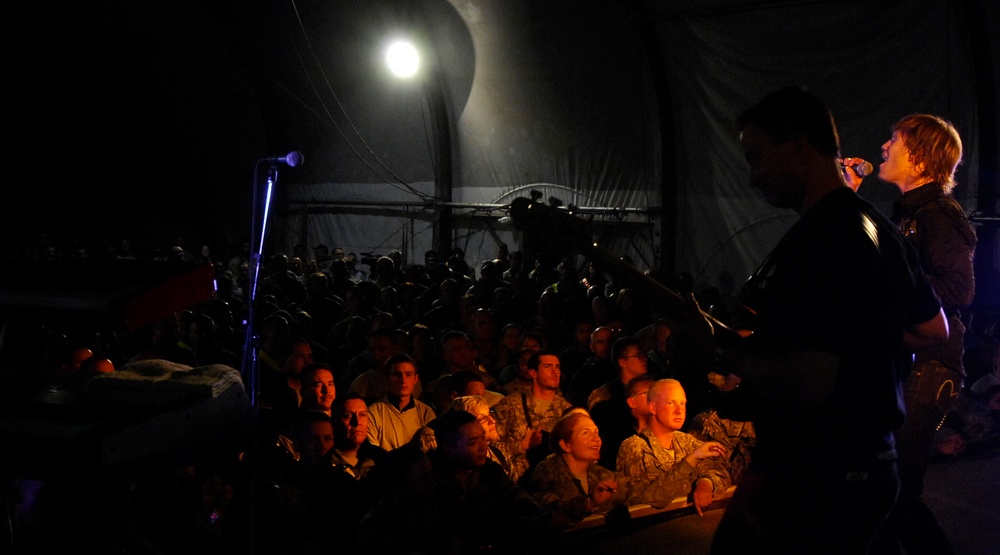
[[386, 40, 420, 78]]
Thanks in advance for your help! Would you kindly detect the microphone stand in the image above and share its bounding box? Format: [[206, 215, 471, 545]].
[[239, 160, 281, 555]]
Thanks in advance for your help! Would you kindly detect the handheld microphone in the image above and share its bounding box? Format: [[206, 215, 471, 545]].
[[262, 151, 305, 167], [839, 158, 873, 178]]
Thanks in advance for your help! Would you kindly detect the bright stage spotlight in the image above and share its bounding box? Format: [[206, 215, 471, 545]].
[[386, 40, 420, 78]]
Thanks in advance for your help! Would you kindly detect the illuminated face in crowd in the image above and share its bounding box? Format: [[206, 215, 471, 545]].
[[448, 422, 490, 468], [302, 368, 336, 413], [389, 361, 419, 399], [531, 354, 561, 392], [649, 381, 687, 433], [562, 415, 602, 464], [335, 397, 369, 448]]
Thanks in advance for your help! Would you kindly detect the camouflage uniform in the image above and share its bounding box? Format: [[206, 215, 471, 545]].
[[616, 427, 730, 508], [525, 453, 628, 529], [690, 409, 756, 484], [493, 391, 573, 482]]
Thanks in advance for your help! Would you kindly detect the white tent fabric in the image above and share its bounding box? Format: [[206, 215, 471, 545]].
[[264, 0, 982, 294]]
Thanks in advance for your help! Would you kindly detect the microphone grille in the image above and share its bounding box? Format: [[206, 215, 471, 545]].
[[285, 151, 304, 168]]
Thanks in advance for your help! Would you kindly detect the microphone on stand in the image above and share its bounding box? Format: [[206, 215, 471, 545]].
[[262, 151, 305, 167], [839, 158, 873, 177]]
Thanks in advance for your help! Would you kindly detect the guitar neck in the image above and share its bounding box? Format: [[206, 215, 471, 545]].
[[509, 196, 744, 346]]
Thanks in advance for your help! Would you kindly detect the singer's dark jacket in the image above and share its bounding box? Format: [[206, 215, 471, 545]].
[[892, 182, 976, 374]]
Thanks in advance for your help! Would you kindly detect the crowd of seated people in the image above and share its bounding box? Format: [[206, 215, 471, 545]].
[[10, 234, 991, 553], [0, 237, 765, 553]]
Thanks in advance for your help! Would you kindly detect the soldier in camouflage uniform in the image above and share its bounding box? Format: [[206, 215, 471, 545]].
[[526, 412, 629, 530], [617, 379, 730, 514], [493, 350, 573, 483]]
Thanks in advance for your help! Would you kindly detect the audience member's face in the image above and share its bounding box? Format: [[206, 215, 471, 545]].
[[520, 335, 542, 352], [370, 335, 400, 369], [563, 416, 602, 463], [389, 361, 418, 398], [618, 344, 648, 378], [443, 337, 476, 371], [447, 422, 489, 468], [531, 354, 561, 391], [627, 380, 654, 417], [302, 369, 336, 412], [298, 419, 335, 465], [574, 322, 595, 347], [284, 341, 313, 375], [650, 383, 687, 433], [590, 328, 613, 359], [501, 326, 522, 351], [471, 311, 496, 340], [335, 398, 369, 447]]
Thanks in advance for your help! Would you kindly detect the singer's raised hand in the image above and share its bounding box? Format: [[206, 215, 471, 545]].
[[839, 157, 869, 191]]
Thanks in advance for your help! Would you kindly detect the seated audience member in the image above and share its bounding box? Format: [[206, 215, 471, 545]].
[[328, 393, 387, 551], [448, 395, 514, 478], [493, 350, 573, 483], [428, 410, 554, 552], [591, 373, 656, 471], [617, 379, 730, 514], [264, 410, 356, 555], [330, 392, 388, 480], [644, 317, 679, 377], [588, 336, 650, 410], [499, 348, 538, 396], [689, 408, 756, 485], [438, 329, 499, 391], [367, 353, 436, 451], [559, 318, 596, 390], [494, 322, 524, 376], [526, 411, 629, 530], [587, 338, 651, 470], [566, 326, 617, 407], [346, 326, 411, 405], [278, 337, 314, 407], [298, 363, 337, 416]]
